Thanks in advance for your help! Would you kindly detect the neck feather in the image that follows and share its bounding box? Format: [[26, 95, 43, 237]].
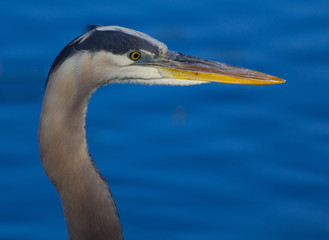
[[38, 54, 123, 240]]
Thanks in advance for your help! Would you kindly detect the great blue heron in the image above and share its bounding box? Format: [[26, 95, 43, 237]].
[[38, 25, 284, 240]]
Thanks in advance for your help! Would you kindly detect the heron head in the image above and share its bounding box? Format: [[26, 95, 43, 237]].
[[48, 25, 284, 88]]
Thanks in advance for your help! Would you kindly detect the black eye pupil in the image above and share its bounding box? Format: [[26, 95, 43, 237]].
[[130, 51, 141, 60]]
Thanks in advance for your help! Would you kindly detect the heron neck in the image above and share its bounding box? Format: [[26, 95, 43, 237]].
[[38, 58, 123, 240]]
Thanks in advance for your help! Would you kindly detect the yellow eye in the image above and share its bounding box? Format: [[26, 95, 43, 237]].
[[130, 51, 141, 61]]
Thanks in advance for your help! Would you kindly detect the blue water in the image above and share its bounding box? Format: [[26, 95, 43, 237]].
[[1, 0, 329, 239]]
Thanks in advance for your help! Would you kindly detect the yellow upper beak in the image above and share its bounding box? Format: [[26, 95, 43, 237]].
[[154, 51, 285, 85]]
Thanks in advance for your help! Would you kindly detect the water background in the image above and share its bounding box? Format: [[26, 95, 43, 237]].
[[0, 0, 329, 239]]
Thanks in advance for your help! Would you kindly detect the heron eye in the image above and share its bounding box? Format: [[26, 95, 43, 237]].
[[130, 51, 141, 61]]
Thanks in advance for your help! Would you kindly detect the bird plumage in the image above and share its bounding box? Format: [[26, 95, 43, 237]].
[[39, 25, 284, 240]]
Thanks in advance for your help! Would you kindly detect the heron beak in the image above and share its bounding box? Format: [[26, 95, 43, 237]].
[[154, 50, 285, 85]]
